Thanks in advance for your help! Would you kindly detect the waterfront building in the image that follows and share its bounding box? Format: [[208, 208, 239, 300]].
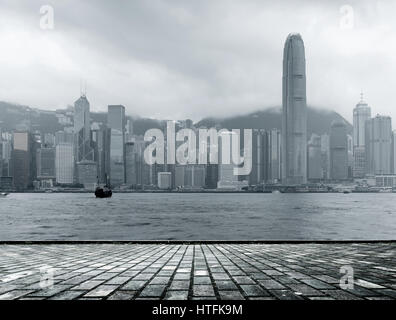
[[11, 132, 36, 190], [108, 105, 126, 186], [74, 95, 94, 163], [36, 147, 55, 181], [353, 95, 371, 177], [55, 143, 74, 184], [330, 121, 348, 180], [268, 129, 281, 183], [158, 172, 172, 189], [249, 129, 268, 186], [307, 134, 322, 181], [282, 33, 307, 185], [365, 115, 392, 175], [77, 160, 97, 190], [320, 134, 330, 180]]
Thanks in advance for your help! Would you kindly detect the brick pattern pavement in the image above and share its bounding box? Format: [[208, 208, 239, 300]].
[[0, 243, 395, 300]]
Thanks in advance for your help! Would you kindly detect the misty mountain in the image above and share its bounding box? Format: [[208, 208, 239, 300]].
[[0, 101, 351, 137], [196, 106, 352, 136]]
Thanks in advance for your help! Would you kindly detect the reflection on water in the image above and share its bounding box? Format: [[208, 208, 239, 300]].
[[0, 193, 395, 240]]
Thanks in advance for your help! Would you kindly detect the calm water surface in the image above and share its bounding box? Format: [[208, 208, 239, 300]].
[[0, 193, 395, 240]]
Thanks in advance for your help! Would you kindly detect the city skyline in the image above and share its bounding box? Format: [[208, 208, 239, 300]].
[[1, 30, 396, 191], [1, 1, 396, 122]]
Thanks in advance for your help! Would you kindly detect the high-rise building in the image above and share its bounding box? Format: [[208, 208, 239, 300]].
[[330, 121, 348, 180], [268, 129, 281, 183], [320, 134, 330, 180], [353, 95, 371, 177], [307, 134, 322, 180], [347, 134, 353, 178], [158, 172, 172, 189], [249, 129, 268, 185], [125, 141, 136, 186], [55, 129, 74, 145], [108, 105, 126, 186], [37, 147, 55, 180], [282, 33, 307, 185], [185, 165, 206, 189], [92, 123, 110, 184], [74, 95, 94, 163], [55, 143, 74, 184], [77, 160, 97, 190], [11, 132, 36, 190], [392, 130, 396, 174], [175, 165, 185, 188], [126, 118, 134, 142], [365, 115, 392, 175]]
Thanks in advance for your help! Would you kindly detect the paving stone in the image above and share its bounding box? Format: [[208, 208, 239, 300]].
[[240, 285, 269, 297], [84, 285, 118, 297], [0, 243, 394, 300], [121, 280, 147, 291], [219, 291, 245, 300], [194, 277, 212, 285], [139, 285, 166, 297], [269, 290, 304, 300], [164, 291, 189, 300], [287, 284, 325, 296], [107, 291, 136, 300], [215, 280, 238, 291], [193, 285, 215, 297], [258, 279, 285, 290]]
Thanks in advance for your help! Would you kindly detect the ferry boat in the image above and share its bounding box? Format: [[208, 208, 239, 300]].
[[94, 175, 112, 198]]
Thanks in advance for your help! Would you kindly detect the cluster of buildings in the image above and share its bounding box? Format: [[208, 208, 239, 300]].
[[1, 33, 396, 192]]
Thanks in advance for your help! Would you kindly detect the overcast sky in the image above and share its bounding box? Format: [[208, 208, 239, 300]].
[[0, 0, 395, 122]]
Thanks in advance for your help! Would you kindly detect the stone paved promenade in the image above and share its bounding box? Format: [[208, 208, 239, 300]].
[[0, 243, 395, 300]]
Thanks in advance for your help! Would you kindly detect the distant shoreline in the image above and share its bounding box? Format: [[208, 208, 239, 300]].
[[2, 190, 396, 194]]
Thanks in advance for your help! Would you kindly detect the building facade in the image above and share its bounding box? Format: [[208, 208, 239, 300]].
[[108, 105, 126, 186], [55, 143, 74, 184], [353, 96, 371, 177], [281, 33, 307, 185], [330, 121, 348, 180], [365, 115, 392, 175]]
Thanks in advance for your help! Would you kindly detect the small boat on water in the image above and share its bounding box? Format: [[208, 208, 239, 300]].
[[95, 175, 112, 198], [0, 192, 9, 197], [95, 185, 112, 198]]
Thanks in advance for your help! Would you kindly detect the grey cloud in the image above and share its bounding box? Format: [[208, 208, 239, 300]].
[[0, 0, 395, 123]]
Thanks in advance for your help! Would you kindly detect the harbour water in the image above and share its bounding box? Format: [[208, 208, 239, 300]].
[[0, 193, 395, 241]]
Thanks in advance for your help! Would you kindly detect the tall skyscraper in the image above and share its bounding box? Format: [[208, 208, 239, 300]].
[[353, 94, 371, 177], [268, 129, 282, 183], [37, 147, 55, 181], [330, 121, 348, 180], [365, 115, 392, 175], [55, 143, 74, 184], [249, 129, 268, 185], [307, 134, 322, 180], [12, 132, 35, 190], [108, 105, 126, 186], [74, 95, 93, 163], [282, 33, 307, 185], [392, 130, 396, 174], [91, 122, 110, 184], [125, 141, 137, 186], [320, 134, 330, 180]]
